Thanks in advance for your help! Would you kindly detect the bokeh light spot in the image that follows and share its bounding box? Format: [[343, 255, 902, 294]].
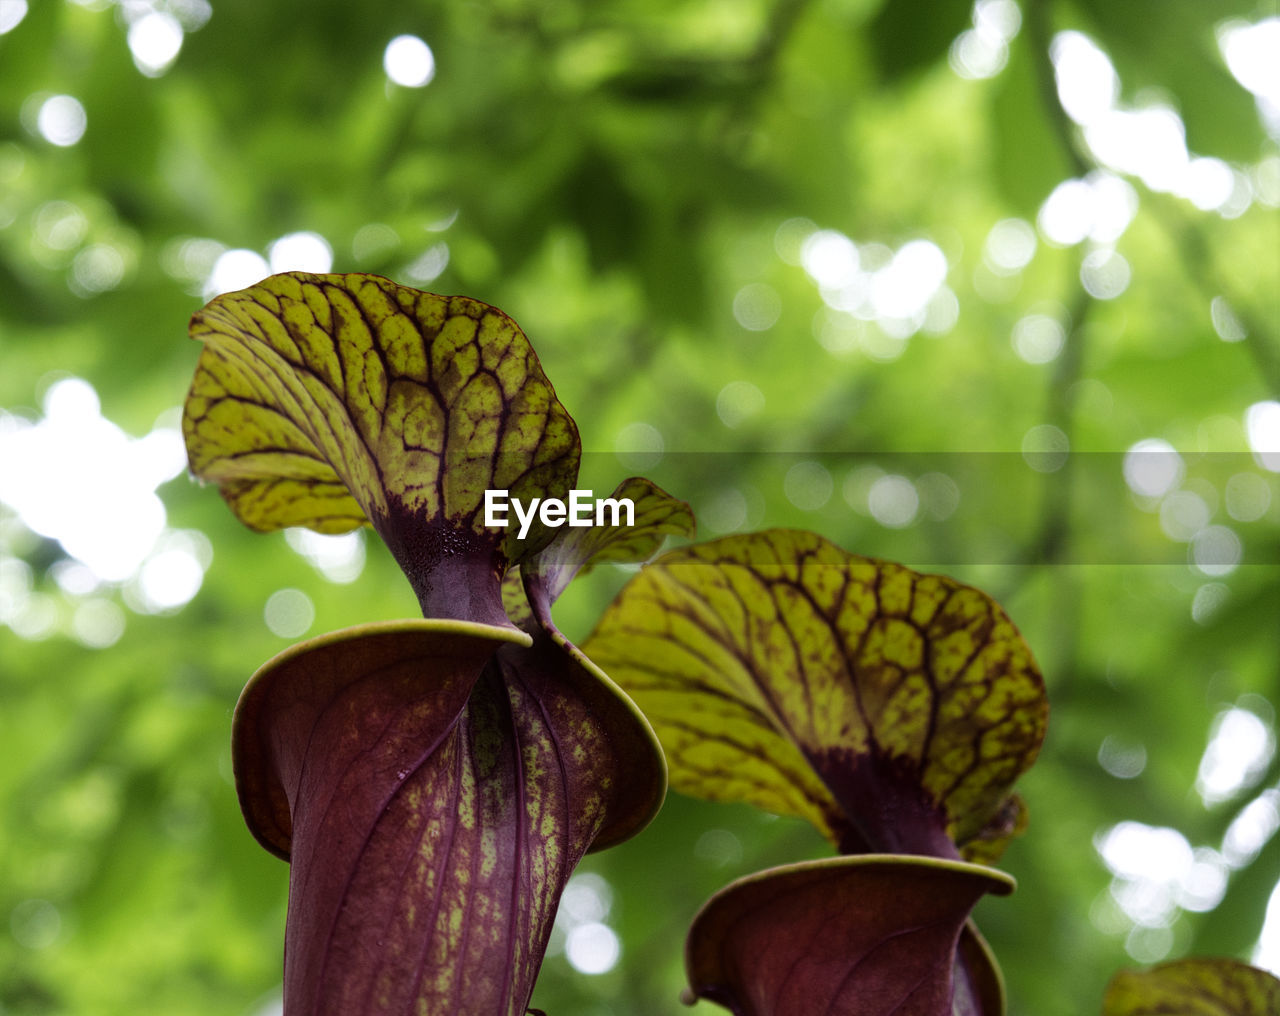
[[1255, 881, 1280, 975], [1197, 708, 1274, 805], [1191, 582, 1230, 625], [8, 592, 57, 641], [1012, 314, 1066, 364], [801, 230, 859, 288], [916, 472, 961, 520], [205, 248, 270, 299], [134, 531, 211, 613], [268, 231, 333, 274], [700, 488, 749, 534], [922, 286, 960, 335], [732, 282, 781, 331], [1079, 248, 1131, 299], [51, 559, 98, 597], [783, 461, 833, 511], [1225, 472, 1271, 521], [1178, 849, 1229, 913], [1210, 296, 1247, 342], [1224, 790, 1280, 867], [128, 11, 184, 77], [1219, 18, 1280, 107], [1183, 157, 1237, 212], [984, 217, 1037, 274], [813, 308, 862, 354], [1190, 525, 1242, 577], [34, 200, 88, 251], [694, 828, 744, 866], [1245, 401, 1280, 472], [0, 557, 33, 625], [384, 35, 436, 88], [71, 597, 126, 648], [353, 222, 399, 264], [0, 379, 187, 585], [867, 474, 919, 528], [1038, 180, 1094, 246], [715, 381, 765, 429], [403, 242, 450, 285], [842, 465, 885, 516], [71, 244, 127, 296], [614, 422, 664, 471], [1125, 925, 1174, 964], [561, 873, 612, 924], [1123, 439, 1183, 498], [873, 240, 948, 320], [1039, 174, 1138, 246], [565, 922, 620, 975], [949, 0, 1021, 80], [1098, 736, 1147, 779], [1022, 424, 1069, 473], [36, 95, 87, 147], [0, 0, 28, 35], [10, 899, 61, 950], [1158, 490, 1210, 543], [264, 588, 315, 639], [285, 528, 366, 584], [1052, 31, 1119, 125], [1099, 822, 1193, 884], [773, 216, 816, 265]]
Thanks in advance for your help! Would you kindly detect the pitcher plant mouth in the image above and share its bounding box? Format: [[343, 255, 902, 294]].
[[229, 617, 666, 1016], [683, 855, 1015, 1016], [232, 618, 530, 861]]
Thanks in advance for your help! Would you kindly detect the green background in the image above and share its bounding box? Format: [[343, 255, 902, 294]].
[[1, 0, 1277, 1013]]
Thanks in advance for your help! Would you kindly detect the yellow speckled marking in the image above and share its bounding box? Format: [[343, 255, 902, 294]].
[[289, 630, 663, 1016]]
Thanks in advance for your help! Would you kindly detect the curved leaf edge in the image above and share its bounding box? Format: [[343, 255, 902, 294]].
[[548, 627, 669, 852], [688, 853, 1018, 912], [959, 919, 1007, 1016], [233, 618, 531, 860], [1102, 956, 1280, 1016]]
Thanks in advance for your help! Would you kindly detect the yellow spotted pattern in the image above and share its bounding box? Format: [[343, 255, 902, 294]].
[[285, 635, 661, 1015]]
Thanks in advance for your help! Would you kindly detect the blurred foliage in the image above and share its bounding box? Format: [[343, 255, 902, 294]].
[[1, 1, 1278, 1015]]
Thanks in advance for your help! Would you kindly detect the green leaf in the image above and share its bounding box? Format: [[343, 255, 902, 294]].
[[501, 476, 695, 631], [958, 793, 1030, 868], [582, 529, 1047, 860], [868, 0, 975, 84], [684, 855, 1015, 1016], [232, 620, 664, 1015], [1102, 958, 1280, 1016], [183, 272, 580, 624]]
